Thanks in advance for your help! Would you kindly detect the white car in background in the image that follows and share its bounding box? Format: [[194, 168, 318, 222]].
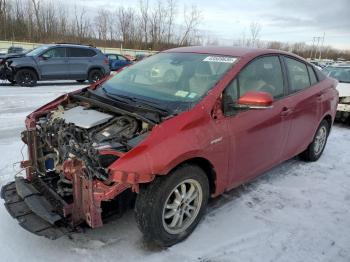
[[323, 65, 350, 122]]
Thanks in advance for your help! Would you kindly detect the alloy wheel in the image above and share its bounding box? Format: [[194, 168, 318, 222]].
[[314, 126, 327, 155], [162, 179, 203, 235]]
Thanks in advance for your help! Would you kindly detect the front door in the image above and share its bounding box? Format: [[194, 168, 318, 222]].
[[37, 47, 68, 80], [223, 55, 290, 187]]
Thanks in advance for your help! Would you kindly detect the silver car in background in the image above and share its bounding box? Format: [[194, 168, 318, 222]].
[[323, 65, 350, 122]]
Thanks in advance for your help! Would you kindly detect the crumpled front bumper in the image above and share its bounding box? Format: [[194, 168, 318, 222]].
[[0, 65, 6, 80], [0, 64, 13, 80], [1, 177, 72, 239]]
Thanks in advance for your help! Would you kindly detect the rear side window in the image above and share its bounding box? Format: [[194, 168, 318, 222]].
[[118, 55, 127, 61], [108, 54, 117, 60], [307, 65, 318, 85], [284, 57, 310, 93], [68, 48, 96, 57]]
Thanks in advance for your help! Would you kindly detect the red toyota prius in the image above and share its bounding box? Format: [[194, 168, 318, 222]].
[[1, 47, 338, 246]]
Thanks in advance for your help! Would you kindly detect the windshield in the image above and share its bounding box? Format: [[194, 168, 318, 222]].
[[26, 46, 51, 56], [101, 52, 237, 111], [323, 67, 350, 83]]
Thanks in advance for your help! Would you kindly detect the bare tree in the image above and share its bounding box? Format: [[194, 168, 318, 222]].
[[138, 0, 149, 48], [249, 22, 261, 48], [73, 6, 91, 41], [94, 9, 110, 42], [166, 0, 176, 45], [179, 5, 201, 46]]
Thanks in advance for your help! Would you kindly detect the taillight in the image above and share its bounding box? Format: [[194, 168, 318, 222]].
[[104, 58, 109, 65]]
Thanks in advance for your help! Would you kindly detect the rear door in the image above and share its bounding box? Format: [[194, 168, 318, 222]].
[[68, 47, 97, 79], [223, 55, 291, 186], [281, 56, 324, 158], [36, 47, 68, 80]]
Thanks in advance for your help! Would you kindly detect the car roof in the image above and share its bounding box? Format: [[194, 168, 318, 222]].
[[41, 43, 96, 49], [329, 64, 350, 68], [164, 46, 296, 59]]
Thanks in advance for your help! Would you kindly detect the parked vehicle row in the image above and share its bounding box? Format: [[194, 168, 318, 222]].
[[1, 46, 338, 247], [323, 64, 350, 122]]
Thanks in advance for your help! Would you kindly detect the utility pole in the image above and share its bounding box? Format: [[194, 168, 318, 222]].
[[310, 36, 323, 60], [310, 37, 315, 59], [319, 32, 326, 60]]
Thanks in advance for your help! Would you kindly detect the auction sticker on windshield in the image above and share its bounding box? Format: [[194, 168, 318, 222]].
[[175, 90, 189, 97], [203, 56, 237, 63]]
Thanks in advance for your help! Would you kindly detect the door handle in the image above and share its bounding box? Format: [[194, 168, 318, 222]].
[[280, 107, 293, 117]]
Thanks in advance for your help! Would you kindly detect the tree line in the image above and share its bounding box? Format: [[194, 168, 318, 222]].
[[0, 0, 349, 60], [0, 0, 202, 50]]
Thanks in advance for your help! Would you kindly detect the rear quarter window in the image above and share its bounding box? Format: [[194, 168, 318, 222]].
[[315, 67, 327, 81], [307, 65, 318, 85], [107, 54, 117, 60]]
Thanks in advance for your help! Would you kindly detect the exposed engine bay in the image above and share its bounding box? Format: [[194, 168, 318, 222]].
[[1, 89, 166, 239], [34, 98, 152, 198]]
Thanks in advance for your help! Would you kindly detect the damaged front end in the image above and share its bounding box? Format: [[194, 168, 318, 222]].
[[1, 88, 157, 239], [0, 53, 26, 82], [0, 58, 15, 82]]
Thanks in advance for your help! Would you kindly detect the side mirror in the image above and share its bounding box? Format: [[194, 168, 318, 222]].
[[237, 91, 273, 109], [41, 54, 51, 60]]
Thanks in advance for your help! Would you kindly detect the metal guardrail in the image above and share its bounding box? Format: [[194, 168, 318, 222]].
[[0, 40, 157, 56]]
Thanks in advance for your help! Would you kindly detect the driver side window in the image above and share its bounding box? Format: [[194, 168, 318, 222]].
[[43, 48, 66, 58], [239, 56, 284, 99], [223, 56, 284, 115]]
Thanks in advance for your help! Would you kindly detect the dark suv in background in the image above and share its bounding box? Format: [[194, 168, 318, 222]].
[[0, 44, 110, 86]]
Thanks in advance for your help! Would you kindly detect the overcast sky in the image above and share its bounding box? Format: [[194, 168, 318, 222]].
[[62, 0, 350, 49]]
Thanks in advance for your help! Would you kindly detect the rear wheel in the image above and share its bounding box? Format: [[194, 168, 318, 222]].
[[88, 69, 103, 83], [14, 69, 37, 87], [300, 119, 330, 161], [135, 164, 209, 247]]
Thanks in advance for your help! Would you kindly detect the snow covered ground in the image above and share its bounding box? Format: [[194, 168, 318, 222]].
[[0, 81, 349, 262]]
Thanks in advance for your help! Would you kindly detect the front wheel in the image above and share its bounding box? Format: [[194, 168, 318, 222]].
[[135, 164, 209, 247], [14, 69, 38, 87], [300, 119, 330, 161]]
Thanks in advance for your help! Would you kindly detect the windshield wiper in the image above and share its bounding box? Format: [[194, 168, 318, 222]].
[[102, 87, 170, 116]]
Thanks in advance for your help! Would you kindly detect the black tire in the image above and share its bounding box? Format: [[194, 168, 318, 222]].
[[14, 69, 37, 87], [88, 69, 103, 83], [135, 164, 209, 247], [300, 119, 330, 162], [76, 80, 86, 83]]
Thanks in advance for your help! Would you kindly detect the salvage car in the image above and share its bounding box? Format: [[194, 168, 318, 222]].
[[323, 65, 350, 122], [0, 43, 110, 86], [1, 47, 338, 247]]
